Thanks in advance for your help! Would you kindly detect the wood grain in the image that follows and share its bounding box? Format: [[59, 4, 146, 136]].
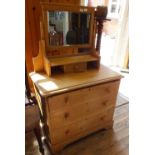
[[30, 65, 122, 96], [49, 54, 98, 66], [32, 40, 44, 72], [48, 80, 119, 112], [44, 80, 120, 151], [45, 80, 120, 152]]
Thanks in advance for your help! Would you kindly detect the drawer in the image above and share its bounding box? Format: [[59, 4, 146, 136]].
[[48, 80, 119, 112], [50, 97, 115, 130], [48, 80, 120, 129], [51, 107, 114, 144], [63, 62, 87, 73]]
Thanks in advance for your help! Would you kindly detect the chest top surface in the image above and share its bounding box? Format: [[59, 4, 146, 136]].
[[30, 65, 122, 97]]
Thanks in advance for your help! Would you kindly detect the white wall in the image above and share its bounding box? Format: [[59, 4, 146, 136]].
[[112, 0, 129, 67]]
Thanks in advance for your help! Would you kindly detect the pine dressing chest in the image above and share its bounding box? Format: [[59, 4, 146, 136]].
[[30, 3, 122, 153]]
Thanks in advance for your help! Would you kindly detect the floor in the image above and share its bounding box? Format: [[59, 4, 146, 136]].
[[25, 94, 129, 155]]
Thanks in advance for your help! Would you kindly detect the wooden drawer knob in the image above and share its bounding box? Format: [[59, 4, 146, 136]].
[[64, 112, 70, 119]]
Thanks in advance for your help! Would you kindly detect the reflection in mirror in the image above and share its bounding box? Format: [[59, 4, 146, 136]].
[[47, 11, 91, 46]]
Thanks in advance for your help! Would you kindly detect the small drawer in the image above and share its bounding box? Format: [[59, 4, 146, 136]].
[[63, 62, 87, 73]]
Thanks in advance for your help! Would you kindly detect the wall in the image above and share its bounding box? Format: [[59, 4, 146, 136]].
[[112, 0, 129, 68]]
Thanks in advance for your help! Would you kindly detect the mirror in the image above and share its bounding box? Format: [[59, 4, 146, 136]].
[[47, 11, 91, 46]]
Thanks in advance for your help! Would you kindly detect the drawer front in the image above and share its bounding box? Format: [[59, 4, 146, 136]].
[[48, 80, 120, 112], [51, 107, 114, 144], [63, 62, 87, 73], [50, 96, 115, 129], [47, 80, 120, 143]]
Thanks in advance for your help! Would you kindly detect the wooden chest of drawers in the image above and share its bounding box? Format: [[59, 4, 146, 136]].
[[30, 65, 122, 153], [48, 80, 120, 149]]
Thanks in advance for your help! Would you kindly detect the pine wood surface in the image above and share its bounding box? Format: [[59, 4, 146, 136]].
[[47, 81, 120, 146], [25, 95, 129, 155], [63, 62, 87, 73], [48, 81, 118, 114], [30, 65, 122, 153], [48, 81, 119, 129], [30, 65, 123, 97], [49, 55, 98, 66], [44, 81, 120, 152]]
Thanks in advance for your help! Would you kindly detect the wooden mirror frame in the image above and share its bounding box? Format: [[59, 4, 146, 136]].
[[41, 3, 95, 52]]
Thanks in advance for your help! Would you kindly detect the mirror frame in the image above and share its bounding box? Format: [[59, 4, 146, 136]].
[[41, 4, 95, 51]]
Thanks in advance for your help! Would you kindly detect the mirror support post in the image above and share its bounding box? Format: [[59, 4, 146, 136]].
[[95, 6, 108, 53]]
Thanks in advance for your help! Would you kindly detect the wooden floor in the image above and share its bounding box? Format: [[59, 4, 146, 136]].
[[25, 94, 129, 155]]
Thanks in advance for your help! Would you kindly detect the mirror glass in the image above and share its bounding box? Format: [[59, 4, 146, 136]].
[[47, 11, 91, 46]]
